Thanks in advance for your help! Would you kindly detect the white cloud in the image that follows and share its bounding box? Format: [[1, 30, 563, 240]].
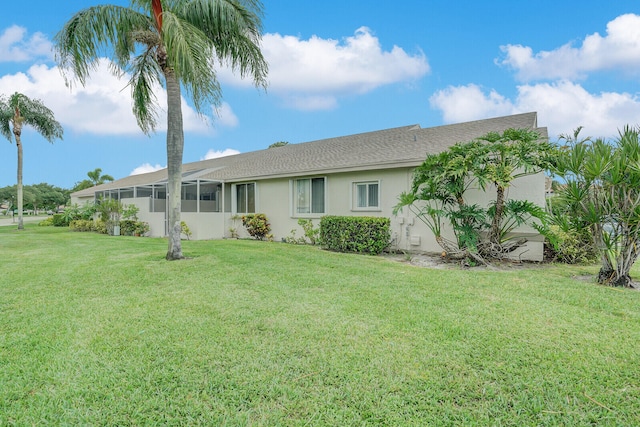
[[430, 82, 640, 139], [0, 60, 213, 135], [213, 102, 239, 127], [429, 84, 515, 123], [130, 163, 165, 175], [201, 148, 240, 160], [218, 27, 429, 110], [0, 25, 53, 62], [499, 13, 640, 81]]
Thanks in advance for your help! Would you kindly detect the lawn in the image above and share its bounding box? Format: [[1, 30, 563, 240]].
[[1, 225, 639, 425]]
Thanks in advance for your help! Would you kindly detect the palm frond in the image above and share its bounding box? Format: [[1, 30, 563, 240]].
[[54, 5, 153, 86]]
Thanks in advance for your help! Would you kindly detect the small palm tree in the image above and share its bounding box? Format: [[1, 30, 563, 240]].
[[0, 93, 63, 230], [55, 0, 268, 260], [87, 168, 115, 186]]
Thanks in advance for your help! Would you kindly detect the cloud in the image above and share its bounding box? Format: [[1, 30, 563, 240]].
[[430, 82, 640, 139], [218, 27, 429, 110], [429, 84, 515, 123], [498, 13, 640, 81], [212, 102, 239, 127], [0, 25, 53, 62], [201, 148, 240, 160], [0, 60, 214, 135], [130, 163, 165, 175]]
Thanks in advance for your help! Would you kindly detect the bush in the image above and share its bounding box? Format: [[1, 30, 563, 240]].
[[242, 214, 271, 240], [545, 225, 597, 264], [52, 213, 68, 227], [135, 221, 150, 236], [39, 217, 54, 226], [120, 220, 137, 236], [94, 219, 107, 235], [69, 219, 95, 232], [320, 216, 390, 255], [180, 221, 192, 240]]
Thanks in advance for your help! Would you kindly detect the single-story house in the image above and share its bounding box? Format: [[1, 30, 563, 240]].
[[71, 112, 548, 260]]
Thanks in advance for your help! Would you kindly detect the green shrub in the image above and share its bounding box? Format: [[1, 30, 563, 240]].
[[180, 221, 192, 240], [52, 213, 68, 227], [94, 219, 107, 235], [320, 216, 390, 255], [69, 219, 95, 232], [545, 225, 597, 264], [241, 214, 271, 240], [120, 220, 137, 236], [299, 218, 320, 245], [135, 221, 150, 236], [39, 217, 54, 226]]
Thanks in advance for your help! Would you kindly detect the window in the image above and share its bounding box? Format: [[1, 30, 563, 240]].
[[354, 181, 379, 209], [295, 177, 325, 214], [236, 183, 255, 213]]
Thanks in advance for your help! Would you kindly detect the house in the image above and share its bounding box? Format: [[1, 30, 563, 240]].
[[71, 112, 548, 260]]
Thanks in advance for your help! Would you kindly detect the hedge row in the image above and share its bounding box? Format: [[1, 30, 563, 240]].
[[320, 216, 390, 255]]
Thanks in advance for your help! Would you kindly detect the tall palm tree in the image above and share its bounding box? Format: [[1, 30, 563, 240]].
[[55, 0, 268, 260], [0, 92, 63, 230], [87, 168, 115, 186]]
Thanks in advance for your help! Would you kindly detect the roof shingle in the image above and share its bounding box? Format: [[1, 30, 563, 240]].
[[73, 112, 546, 197]]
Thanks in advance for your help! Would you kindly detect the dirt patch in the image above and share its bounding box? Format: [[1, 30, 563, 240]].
[[383, 252, 544, 271]]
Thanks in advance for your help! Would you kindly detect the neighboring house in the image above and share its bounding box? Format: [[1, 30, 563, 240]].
[[71, 112, 548, 260]]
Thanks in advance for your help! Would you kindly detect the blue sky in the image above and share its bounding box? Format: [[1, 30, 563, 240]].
[[1, 1, 639, 189]]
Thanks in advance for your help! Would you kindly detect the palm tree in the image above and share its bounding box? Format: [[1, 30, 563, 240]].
[[87, 168, 115, 186], [0, 92, 63, 230], [55, 0, 268, 260]]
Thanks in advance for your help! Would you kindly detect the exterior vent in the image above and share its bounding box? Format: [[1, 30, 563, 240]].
[[410, 235, 421, 246]]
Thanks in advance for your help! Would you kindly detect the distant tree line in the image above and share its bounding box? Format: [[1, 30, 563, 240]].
[[0, 183, 69, 215]]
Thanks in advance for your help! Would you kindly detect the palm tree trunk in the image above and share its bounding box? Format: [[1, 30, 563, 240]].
[[165, 70, 184, 260], [489, 185, 505, 245], [15, 130, 24, 230]]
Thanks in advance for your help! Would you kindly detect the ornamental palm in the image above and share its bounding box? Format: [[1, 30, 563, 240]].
[[55, 0, 268, 260], [0, 92, 63, 230], [87, 168, 115, 186]]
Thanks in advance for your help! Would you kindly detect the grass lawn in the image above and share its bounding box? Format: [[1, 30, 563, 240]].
[[1, 225, 639, 425]]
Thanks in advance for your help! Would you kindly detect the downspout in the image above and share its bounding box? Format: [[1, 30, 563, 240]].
[[220, 180, 226, 239]]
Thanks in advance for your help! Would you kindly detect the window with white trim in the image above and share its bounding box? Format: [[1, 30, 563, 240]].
[[294, 177, 325, 214], [235, 183, 255, 213], [353, 181, 379, 209]]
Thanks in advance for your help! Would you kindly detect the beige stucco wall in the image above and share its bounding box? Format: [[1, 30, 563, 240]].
[[232, 168, 545, 261], [70, 167, 546, 261]]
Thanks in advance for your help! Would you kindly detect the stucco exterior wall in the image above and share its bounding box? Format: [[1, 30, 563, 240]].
[[230, 168, 545, 261], [70, 167, 545, 261]]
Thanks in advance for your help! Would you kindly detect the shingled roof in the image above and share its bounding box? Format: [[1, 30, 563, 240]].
[[73, 112, 546, 197]]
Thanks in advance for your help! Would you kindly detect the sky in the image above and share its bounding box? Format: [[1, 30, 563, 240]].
[[1, 1, 640, 189]]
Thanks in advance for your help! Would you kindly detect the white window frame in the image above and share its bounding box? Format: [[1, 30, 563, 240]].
[[290, 176, 327, 217], [352, 180, 380, 211], [232, 182, 257, 214]]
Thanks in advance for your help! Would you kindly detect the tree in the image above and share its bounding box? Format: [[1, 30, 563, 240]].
[[55, 0, 268, 260], [87, 168, 114, 186], [554, 126, 640, 287], [395, 128, 556, 264], [0, 185, 17, 216], [473, 128, 557, 248], [72, 168, 115, 192], [0, 93, 64, 229], [269, 141, 289, 148]]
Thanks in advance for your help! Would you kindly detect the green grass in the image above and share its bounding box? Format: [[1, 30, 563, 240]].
[[1, 225, 639, 426]]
